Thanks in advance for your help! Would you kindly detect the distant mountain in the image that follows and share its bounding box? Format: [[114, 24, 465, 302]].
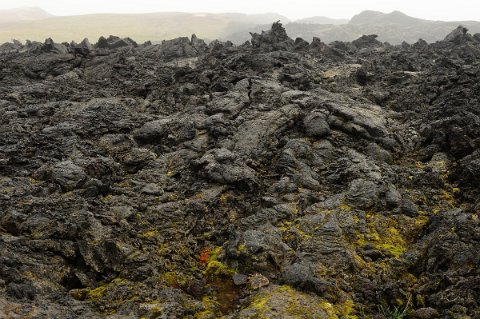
[[349, 10, 424, 26], [0, 7, 53, 25], [1, 8, 480, 45], [346, 10, 480, 43], [0, 10, 288, 43], [226, 11, 480, 44], [295, 16, 348, 25]]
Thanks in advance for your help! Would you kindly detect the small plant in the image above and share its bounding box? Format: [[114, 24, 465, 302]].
[[378, 295, 411, 319], [380, 306, 407, 319], [357, 306, 367, 319]]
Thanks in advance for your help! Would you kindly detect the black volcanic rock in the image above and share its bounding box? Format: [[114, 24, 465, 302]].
[[1, 24, 480, 319], [74, 38, 94, 55], [444, 25, 472, 43], [352, 34, 383, 49], [96, 35, 137, 50], [44, 37, 68, 54], [250, 21, 294, 50]]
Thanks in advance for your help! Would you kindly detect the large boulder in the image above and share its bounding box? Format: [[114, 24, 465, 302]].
[[44, 38, 68, 54], [352, 34, 383, 49], [444, 26, 472, 44], [250, 22, 294, 51], [303, 111, 330, 138], [50, 161, 87, 192]]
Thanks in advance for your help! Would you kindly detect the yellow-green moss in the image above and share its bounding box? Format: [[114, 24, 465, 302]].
[[193, 295, 223, 318], [87, 285, 107, 300], [78, 277, 139, 311], [335, 298, 358, 319], [338, 203, 353, 211], [115, 180, 130, 187], [157, 243, 170, 255], [415, 215, 429, 228], [162, 272, 178, 287], [237, 243, 247, 253], [204, 260, 235, 277], [101, 194, 113, 202], [219, 193, 228, 203], [318, 301, 338, 319], [141, 230, 158, 238], [162, 271, 190, 288], [246, 285, 355, 319], [278, 220, 313, 242], [442, 190, 456, 206], [167, 192, 178, 201], [208, 246, 223, 262], [193, 310, 216, 319], [355, 217, 407, 258], [29, 177, 41, 185]]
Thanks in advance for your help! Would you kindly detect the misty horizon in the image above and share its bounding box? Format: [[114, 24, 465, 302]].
[[1, 0, 480, 22], [4, 6, 480, 23], [1, 5, 480, 45]]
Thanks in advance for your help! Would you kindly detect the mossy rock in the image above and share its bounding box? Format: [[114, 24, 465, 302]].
[[237, 285, 355, 319]]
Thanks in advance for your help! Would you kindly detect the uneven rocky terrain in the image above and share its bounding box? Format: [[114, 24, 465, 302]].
[[1, 23, 480, 318]]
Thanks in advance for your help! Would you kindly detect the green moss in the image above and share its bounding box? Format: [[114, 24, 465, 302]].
[[338, 203, 353, 211], [193, 310, 216, 319], [219, 193, 228, 203], [415, 215, 429, 227], [278, 220, 313, 242], [138, 301, 164, 319], [335, 298, 358, 319], [76, 277, 147, 314], [101, 194, 113, 202], [162, 272, 178, 287], [204, 260, 235, 277], [28, 177, 41, 185], [157, 243, 170, 255], [141, 230, 158, 238], [193, 296, 222, 319], [115, 180, 130, 187], [246, 285, 355, 319], [318, 301, 338, 319], [442, 189, 457, 206], [355, 217, 407, 258], [87, 285, 107, 299], [376, 244, 405, 258], [208, 246, 223, 262], [237, 243, 247, 253]]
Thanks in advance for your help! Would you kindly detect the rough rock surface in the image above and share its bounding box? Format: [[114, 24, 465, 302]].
[[1, 22, 480, 318]]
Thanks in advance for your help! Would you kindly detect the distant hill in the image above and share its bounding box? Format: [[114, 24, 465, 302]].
[[225, 11, 480, 44], [349, 10, 424, 26], [1, 8, 480, 45], [294, 16, 348, 25], [0, 10, 288, 43], [346, 10, 480, 43], [0, 7, 53, 25]]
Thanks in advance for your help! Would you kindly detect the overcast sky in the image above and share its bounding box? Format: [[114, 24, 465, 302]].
[[1, 0, 479, 21]]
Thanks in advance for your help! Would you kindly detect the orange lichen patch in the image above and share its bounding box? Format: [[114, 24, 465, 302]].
[[199, 247, 210, 267]]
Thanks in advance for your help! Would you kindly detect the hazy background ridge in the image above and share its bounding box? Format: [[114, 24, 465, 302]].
[[0, 7, 480, 44]]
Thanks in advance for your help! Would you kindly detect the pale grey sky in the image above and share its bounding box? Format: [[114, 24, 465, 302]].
[[1, 0, 479, 21]]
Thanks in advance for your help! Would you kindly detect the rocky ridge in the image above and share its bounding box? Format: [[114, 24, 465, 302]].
[[1, 23, 480, 318]]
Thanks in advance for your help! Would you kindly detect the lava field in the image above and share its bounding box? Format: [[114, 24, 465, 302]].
[[1, 23, 480, 318]]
